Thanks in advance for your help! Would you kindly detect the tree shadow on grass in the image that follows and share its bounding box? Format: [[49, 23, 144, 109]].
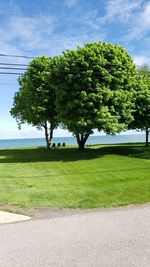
[[0, 144, 149, 163], [100, 144, 150, 159]]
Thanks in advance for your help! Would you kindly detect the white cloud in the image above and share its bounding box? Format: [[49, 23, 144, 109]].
[[1, 0, 141, 59], [0, 126, 73, 139], [53, 29, 104, 53], [0, 0, 147, 58], [0, 10, 104, 58], [67, 0, 142, 33], [0, 127, 142, 140], [0, 124, 142, 140], [71, 0, 143, 40], [125, 2, 150, 41], [0, 127, 42, 140], [133, 55, 150, 65], [0, 15, 54, 52], [0, 0, 21, 15], [0, 0, 149, 71], [104, 0, 142, 23], [0, 39, 21, 55], [64, 0, 78, 7]]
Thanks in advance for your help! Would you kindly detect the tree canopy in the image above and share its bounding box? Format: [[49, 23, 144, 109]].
[[10, 56, 58, 148], [52, 42, 137, 150], [129, 64, 150, 146], [10, 42, 150, 150]]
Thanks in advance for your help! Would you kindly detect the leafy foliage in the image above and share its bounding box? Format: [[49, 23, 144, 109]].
[[10, 56, 58, 147], [129, 65, 150, 146], [52, 42, 137, 149]]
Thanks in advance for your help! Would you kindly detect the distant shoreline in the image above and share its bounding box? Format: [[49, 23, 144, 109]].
[[0, 132, 145, 141], [0, 134, 146, 149]]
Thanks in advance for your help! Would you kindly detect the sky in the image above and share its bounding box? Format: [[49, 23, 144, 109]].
[[0, 0, 150, 139]]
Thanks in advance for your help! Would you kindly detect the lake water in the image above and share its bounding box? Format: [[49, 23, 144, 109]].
[[0, 134, 146, 149]]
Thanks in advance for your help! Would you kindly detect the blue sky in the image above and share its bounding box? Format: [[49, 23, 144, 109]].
[[0, 0, 150, 139]]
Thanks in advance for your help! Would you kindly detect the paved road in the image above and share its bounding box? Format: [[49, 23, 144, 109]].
[[0, 205, 150, 267]]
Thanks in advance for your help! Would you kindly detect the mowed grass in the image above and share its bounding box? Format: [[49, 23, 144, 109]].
[[0, 144, 150, 209]]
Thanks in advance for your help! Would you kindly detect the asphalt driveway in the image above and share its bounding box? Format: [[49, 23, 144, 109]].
[[0, 204, 150, 267]]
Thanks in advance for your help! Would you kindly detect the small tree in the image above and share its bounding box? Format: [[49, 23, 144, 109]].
[[10, 56, 58, 148], [52, 42, 136, 150], [129, 65, 150, 146]]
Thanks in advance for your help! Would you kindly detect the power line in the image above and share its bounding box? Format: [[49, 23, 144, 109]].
[[0, 72, 23, 75], [0, 53, 149, 71], [0, 53, 35, 59], [0, 70, 150, 78], [0, 53, 149, 68], [0, 79, 18, 85], [0, 62, 29, 66], [0, 80, 17, 83], [0, 82, 18, 85], [0, 66, 150, 74], [0, 67, 26, 71], [0, 74, 149, 82]]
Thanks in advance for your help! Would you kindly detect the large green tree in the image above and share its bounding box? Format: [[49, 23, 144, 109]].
[[10, 56, 58, 148], [52, 42, 136, 150], [129, 65, 150, 146]]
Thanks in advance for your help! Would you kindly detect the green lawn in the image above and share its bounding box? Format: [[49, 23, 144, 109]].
[[0, 144, 150, 209]]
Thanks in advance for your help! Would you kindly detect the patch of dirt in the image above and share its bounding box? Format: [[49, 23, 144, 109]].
[[1, 202, 150, 221]]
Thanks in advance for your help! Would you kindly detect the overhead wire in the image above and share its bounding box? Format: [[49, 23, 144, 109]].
[[0, 72, 23, 75], [0, 62, 29, 66], [0, 52, 149, 67], [0, 53, 35, 59], [0, 53, 149, 69], [0, 53, 149, 82], [0, 67, 27, 70], [0, 70, 149, 80]]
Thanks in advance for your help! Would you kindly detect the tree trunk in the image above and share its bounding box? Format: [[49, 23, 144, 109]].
[[145, 127, 149, 147], [44, 122, 50, 148], [49, 125, 53, 142], [76, 134, 89, 151]]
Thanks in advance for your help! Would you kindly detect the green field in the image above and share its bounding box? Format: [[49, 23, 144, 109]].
[[0, 144, 150, 209]]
